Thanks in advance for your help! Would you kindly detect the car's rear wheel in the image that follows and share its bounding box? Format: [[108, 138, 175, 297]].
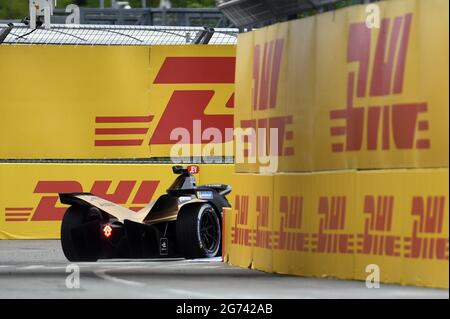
[[61, 206, 100, 262], [176, 203, 221, 259]]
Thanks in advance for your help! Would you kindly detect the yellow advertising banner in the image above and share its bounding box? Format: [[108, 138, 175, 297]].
[[306, 171, 357, 279], [223, 169, 449, 288], [234, 0, 449, 172], [284, 16, 316, 172], [0, 45, 235, 159], [0, 163, 233, 239], [272, 173, 312, 276], [147, 46, 235, 158], [223, 173, 269, 269], [234, 31, 255, 173], [353, 169, 449, 287]]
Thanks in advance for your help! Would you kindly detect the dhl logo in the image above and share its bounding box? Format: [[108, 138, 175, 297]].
[[4, 180, 160, 222], [405, 196, 448, 260], [357, 195, 401, 257], [312, 196, 354, 254], [252, 39, 284, 111], [94, 57, 235, 147], [240, 38, 295, 158], [255, 195, 271, 249], [231, 194, 252, 246], [231, 194, 273, 248], [356, 195, 448, 259], [94, 115, 153, 147], [229, 192, 447, 261], [275, 196, 309, 252], [331, 13, 430, 153]]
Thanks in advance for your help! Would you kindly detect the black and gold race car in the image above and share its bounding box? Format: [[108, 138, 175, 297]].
[[59, 165, 231, 261]]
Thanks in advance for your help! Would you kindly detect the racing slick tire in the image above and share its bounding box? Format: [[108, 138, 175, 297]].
[[61, 206, 100, 262], [176, 203, 221, 259]]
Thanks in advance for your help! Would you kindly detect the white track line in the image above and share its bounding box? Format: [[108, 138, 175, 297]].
[[93, 267, 146, 287], [164, 288, 222, 299], [18, 265, 45, 270], [190, 257, 223, 262]]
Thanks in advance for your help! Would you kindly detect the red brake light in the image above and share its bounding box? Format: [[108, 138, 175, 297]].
[[103, 225, 112, 238]]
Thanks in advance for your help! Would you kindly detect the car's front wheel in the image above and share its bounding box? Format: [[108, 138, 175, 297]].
[[176, 203, 221, 259]]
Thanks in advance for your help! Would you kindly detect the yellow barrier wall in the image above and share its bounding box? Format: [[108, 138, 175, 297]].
[[226, 173, 275, 272], [229, 0, 450, 289], [0, 45, 235, 159], [0, 163, 233, 239], [224, 169, 449, 288], [234, 0, 449, 172]]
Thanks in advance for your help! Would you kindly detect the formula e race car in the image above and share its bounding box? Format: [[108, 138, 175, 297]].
[[59, 165, 231, 262]]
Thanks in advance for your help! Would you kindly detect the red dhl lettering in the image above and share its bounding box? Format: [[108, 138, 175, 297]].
[[318, 196, 346, 231], [253, 229, 272, 249], [331, 13, 430, 153], [275, 231, 309, 252], [256, 195, 270, 228], [231, 226, 252, 246], [151, 57, 234, 145], [364, 195, 394, 232], [411, 196, 445, 234], [150, 90, 233, 145], [255, 195, 271, 248], [312, 196, 354, 253], [253, 39, 284, 111], [330, 102, 429, 152], [280, 196, 303, 229], [404, 196, 448, 260], [95, 57, 235, 147], [30, 180, 160, 221], [234, 194, 249, 226], [347, 15, 411, 98], [231, 194, 252, 246], [312, 233, 354, 254], [275, 196, 309, 251], [94, 115, 153, 147], [404, 236, 449, 260], [153, 57, 236, 84], [227, 194, 448, 261], [357, 233, 401, 256], [356, 195, 401, 256], [358, 195, 399, 256], [240, 116, 294, 157], [276, 196, 309, 252]]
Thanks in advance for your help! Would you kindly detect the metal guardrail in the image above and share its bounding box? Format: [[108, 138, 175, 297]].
[[217, 0, 374, 28], [52, 7, 234, 28], [0, 23, 237, 45], [0, 158, 235, 164]]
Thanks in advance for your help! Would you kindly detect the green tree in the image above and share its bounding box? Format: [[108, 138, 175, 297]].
[[0, 1, 29, 20]]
